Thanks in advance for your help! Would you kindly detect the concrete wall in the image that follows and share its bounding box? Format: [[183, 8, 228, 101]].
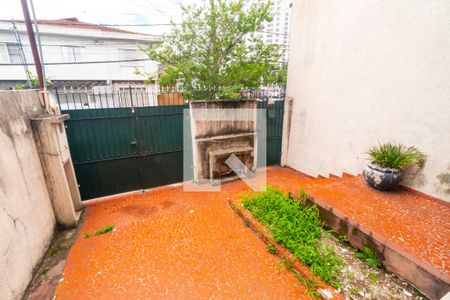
[[0, 91, 56, 299], [190, 100, 257, 181], [285, 0, 450, 201]]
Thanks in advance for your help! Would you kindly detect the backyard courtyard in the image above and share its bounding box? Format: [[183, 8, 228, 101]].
[[25, 166, 449, 299]]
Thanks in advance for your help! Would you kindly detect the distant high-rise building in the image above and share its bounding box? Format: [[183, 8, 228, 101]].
[[257, 0, 294, 65]]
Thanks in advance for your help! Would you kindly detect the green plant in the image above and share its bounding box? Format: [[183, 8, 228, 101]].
[[338, 235, 349, 244], [95, 224, 115, 235], [84, 232, 92, 238], [15, 70, 52, 89], [355, 247, 381, 269], [294, 271, 322, 298], [267, 243, 278, 255], [367, 142, 425, 170], [368, 272, 379, 284], [347, 272, 356, 280], [276, 256, 294, 272], [242, 187, 344, 288], [283, 258, 294, 271], [298, 188, 308, 204], [48, 244, 67, 257], [349, 286, 360, 295]]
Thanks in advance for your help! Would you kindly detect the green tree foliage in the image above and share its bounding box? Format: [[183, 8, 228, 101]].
[[142, 0, 284, 100]]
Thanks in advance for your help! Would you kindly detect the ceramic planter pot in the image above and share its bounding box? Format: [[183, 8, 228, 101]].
[[363, 163, 403, 190]]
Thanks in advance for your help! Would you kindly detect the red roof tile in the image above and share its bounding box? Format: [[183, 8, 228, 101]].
[[10, 18, 143, 35]]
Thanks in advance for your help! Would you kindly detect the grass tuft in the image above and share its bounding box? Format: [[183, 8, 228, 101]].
[[367, 142, 425, 170], [294, 271, 322, 298], [95, 224, 115, 235], [267, 243, 278, 255], [368, 272, 379, 284], [242, 187, 344, 288]]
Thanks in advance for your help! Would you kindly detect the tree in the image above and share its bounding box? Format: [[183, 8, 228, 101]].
[[142, 0, 284, 100]]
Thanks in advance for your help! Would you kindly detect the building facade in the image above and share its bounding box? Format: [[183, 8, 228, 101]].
[[0, 18, 158, 90], [257, 0, 294, 65]]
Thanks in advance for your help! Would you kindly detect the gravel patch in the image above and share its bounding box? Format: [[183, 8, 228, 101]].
[[322, 235, 427, 299]]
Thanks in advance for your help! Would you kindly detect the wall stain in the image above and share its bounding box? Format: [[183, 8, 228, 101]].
[[120, 205, 157, 217], [436, 169, 450, 194]]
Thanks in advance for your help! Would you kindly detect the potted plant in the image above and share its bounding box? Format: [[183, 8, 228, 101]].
[[363, 142, 425, 190]]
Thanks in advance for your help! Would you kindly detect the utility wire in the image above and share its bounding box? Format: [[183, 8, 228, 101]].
[[10, 20, 289, 36], [0, 57, 286, 66], [0, 58, 150, 66]]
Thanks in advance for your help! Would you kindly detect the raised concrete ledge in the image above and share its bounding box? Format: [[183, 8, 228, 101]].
[[31, 114, 70, 124], [195, 132, 256, 142], [301, 194, 450, 300]]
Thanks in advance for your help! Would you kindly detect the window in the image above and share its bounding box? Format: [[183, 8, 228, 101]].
[[0, 43, 31, 64], [0, 43, 9, 63], [119, 49, 144, 67], [6, 43, 22, 63], [60, 46, 82, 62]]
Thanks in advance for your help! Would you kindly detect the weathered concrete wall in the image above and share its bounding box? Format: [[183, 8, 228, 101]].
[[285, 0, 450, 201], [190, 100, 257, 181], [0, 90, 56, 299]]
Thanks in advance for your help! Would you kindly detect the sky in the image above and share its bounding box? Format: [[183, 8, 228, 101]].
[[0, 0, 200, 35]]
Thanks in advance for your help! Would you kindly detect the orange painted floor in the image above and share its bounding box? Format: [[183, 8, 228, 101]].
[[55, 166, 450, 299]]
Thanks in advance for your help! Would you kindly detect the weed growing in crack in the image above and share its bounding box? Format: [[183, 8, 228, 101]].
[[276, 256, 294, 273], [347, 272, 356, 280], [338, 234, 349, 244], [283, 258, 294, 271], [355, 247, 381, 268], [49, 245, 68, 257], [299, 188, 308, 203], [294, 271, 322, 299], [369, 272, 379, 284], [84, 232, 92, 238], [242, 187, 344, 288], [267, 243, 278, 255], [349, 286, 361, 295]]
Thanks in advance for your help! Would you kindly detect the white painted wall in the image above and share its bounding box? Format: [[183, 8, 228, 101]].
[[0, 90, 56, 299], [0, 21, 158, 82], [285, 0, 450, 201]]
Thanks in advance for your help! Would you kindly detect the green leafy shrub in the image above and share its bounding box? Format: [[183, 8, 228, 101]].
[[242, 187, 344, 288], [367, 142, 425, 170]]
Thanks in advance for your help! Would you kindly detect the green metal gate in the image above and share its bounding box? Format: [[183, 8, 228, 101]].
[[62, 101, 284, 200]]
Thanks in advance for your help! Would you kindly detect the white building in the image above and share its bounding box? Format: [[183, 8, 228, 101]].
[[257, 0, 294, 64], [0, 18, 159, 91]]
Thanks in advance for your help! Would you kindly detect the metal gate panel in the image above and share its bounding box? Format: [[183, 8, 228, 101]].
[[63, 101, 284, 200]]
